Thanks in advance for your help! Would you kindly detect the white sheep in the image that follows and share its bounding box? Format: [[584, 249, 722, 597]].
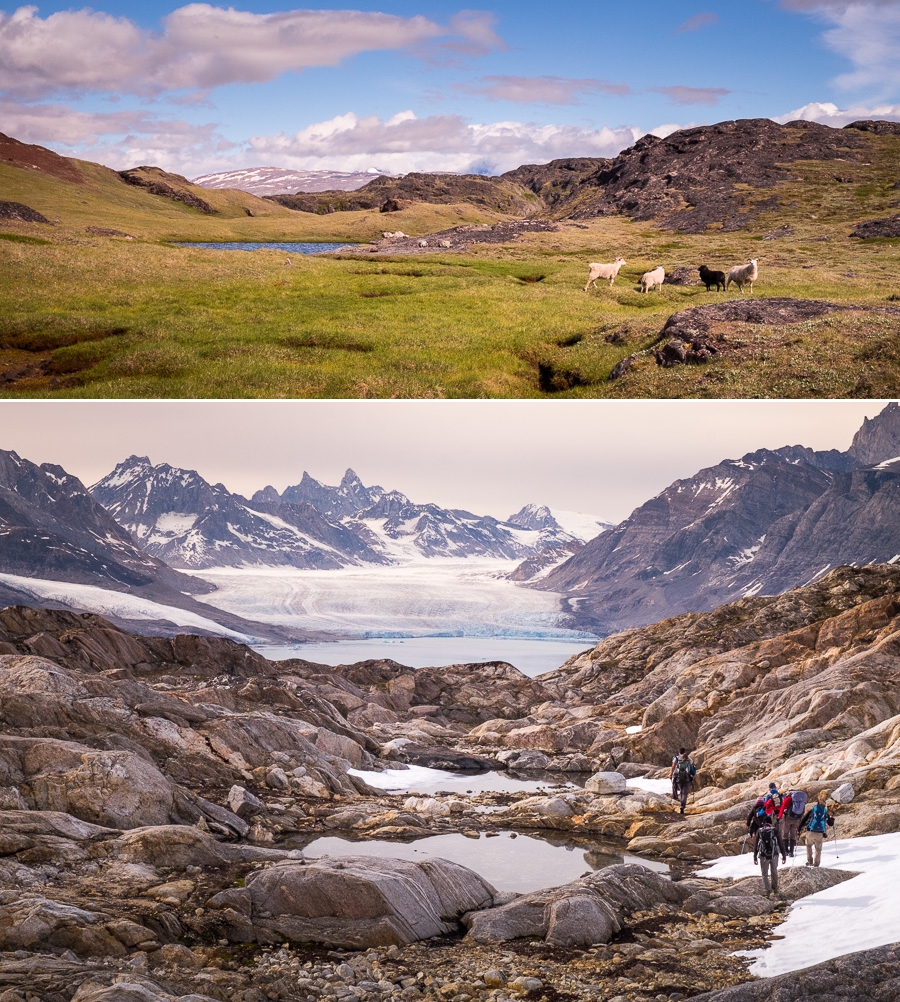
[[584, 257, 626, 291], [640, 266, 665, 293], [726, 258, 759, 294]]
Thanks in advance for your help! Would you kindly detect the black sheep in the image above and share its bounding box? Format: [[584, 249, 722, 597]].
[[698, 264, 726, 292]]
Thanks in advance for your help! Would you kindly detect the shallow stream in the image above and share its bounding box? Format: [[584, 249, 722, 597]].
[[175, 241, 354, 254]]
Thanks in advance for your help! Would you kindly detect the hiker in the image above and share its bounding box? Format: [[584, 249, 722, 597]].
[[762, 782, 783, 819], [778, 788, 809, 857], [670, 747, 696, 814], [753, 815, 787, 895], [800, 791, 834, 867]]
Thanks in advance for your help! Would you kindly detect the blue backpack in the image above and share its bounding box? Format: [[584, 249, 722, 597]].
[[808, 803, 830, 833]]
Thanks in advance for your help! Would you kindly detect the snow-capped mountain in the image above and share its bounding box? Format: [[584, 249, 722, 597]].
[[190, 167, 394, 197], [90, 458, 386, 570], [91, 462, 598, 571], [253, 470, 606, 563], [507, 504, 612, 541]]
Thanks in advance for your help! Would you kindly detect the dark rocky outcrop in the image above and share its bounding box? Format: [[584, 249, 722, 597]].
[[118, 167, 217, 215], [850, 214, 900, 238], [0, 200, 51, 223], [268, 173, 533, 216], [845, 119, 900, 137], [508, 118, 870, 231]]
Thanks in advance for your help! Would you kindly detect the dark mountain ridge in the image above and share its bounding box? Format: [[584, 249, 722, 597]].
[[536, 402, 900, 634]]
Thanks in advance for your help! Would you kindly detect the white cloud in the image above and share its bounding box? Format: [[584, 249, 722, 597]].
[[248, 110, 644, 174], [458, 75, 630, 104], [0, 3, 495, 98], [777, 1, 900, 96], [652, 85, 730, 105], [0, 101, 236, 172], [773, 99, 900, 125]]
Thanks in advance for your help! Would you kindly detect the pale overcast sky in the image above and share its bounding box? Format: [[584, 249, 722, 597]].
[[0, 400, 889, 523], [3, 0, 899, 176]]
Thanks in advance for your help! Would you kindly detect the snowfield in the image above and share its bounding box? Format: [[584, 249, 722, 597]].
[[191, 558, 575, 637], [702, 831, 900, 976], [0, 572, 253, 641]]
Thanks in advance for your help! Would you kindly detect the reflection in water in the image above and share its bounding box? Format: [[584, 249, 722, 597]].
[[295, 830, 668, 894]]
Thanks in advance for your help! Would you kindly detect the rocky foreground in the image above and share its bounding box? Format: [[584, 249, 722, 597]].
[[1, 564, 900, 999]]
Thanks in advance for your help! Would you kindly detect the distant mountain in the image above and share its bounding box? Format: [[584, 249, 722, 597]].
[[89, 462, 606, 571], [90, 457, 387, 570], [537, 403, 900, 634], [191, 167, 393, 197], [253, 470, 606, 563]]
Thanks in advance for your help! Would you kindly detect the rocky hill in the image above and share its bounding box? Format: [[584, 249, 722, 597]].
[[266, 118, 900, 232], [507, 118, 872, 231], [267, 171, 535, 216], [536, 403, 900, 635]]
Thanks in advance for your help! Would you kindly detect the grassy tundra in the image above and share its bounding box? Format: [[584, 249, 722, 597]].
[[1, 148, 899, 399]]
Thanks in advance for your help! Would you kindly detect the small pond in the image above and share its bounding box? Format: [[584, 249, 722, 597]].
[[349, 765, 582, 795], [295, 831, 669, 893], [175, 241, 354, 254], [347, 767, 669, 797]]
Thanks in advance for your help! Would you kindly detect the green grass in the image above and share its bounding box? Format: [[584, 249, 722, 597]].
[[2, 137, 900, 399]]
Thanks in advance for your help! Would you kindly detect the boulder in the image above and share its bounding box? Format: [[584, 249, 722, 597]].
[[691, 942, 900, 1000], [831, 782, 855, 804], [465, 863, 686, 947], [226, 784, 264, 819], [585, 771, 627, 795], [206, 855, 497, 948], [0, 891, 125, 956]]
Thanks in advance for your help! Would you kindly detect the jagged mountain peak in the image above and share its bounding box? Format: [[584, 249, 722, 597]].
[[507, 504, 558, 531], [847, 402, 900, 468]]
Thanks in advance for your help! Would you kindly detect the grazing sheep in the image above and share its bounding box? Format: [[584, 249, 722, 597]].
[[725, 258, 759, 294], [584, 257, 626, 291], [640, 266, 665, 293], [698, 264, 725, 291]]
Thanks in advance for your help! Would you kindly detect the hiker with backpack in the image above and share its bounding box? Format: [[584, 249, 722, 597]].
[[778, 788, 808, 857], [753, 814, 787, 895], [670, 747, 696, 815], [800, 791, 834, 867]]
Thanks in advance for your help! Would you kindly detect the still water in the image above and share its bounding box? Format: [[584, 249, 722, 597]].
[[297, 831, 669, 893], [254, 636, 595, 678], [175, 241, 353, 253]]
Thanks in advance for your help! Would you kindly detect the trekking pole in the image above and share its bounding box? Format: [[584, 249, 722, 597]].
[[832, 820, 840, 859], [740, 833, 749, 855]]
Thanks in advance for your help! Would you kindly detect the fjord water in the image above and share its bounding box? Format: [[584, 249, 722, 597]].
[[254, 636, 594, 677]]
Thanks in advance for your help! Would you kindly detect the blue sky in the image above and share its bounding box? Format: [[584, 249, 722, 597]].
[[2, 0, 900, 176]]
